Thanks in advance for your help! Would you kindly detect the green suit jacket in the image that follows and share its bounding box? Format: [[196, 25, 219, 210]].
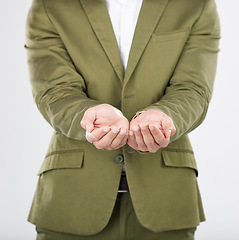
[[26, 0, 220, 236]]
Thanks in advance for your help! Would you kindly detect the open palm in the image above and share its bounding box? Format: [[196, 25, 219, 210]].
[[81, 104, 129, 150]]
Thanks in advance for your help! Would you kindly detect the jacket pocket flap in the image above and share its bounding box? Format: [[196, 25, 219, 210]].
[[37, 151, 84, 175], [162, 150, 198, 176], [152, 29, 190, 43]]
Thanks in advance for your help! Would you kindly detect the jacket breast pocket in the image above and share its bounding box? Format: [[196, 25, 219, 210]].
[[162, 150, 198, 176], [151, 28, 190, 43], [37, 150, 84, 175]]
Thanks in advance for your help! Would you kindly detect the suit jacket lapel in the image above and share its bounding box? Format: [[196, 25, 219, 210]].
[[79, 0, 124, 82], [124, 0, 168, 84]]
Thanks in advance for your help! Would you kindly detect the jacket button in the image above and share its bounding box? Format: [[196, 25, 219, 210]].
[[114, 154, 124, 164]]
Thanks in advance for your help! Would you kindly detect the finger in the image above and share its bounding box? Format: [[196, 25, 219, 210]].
[[108, 128, 128, 149], [140, 124, 160, 153], [149, 124, 170, 148], [161, 117, 176, 138], [93, 128, 120, 149], [127, 130, 138, 150], [119, 134, 128, 148], [80, 108, 96, 132], [133, 125, 147, 151], [86, 127, 110, 142], [140, 124, 154, 144], [128, 130, 135, 142], [85, 131, 94, 143], [107, 130, 128, 150]]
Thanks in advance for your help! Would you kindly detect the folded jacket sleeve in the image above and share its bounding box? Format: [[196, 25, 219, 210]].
[[143, 0, 220, 142], [25, 0, 101, 140]]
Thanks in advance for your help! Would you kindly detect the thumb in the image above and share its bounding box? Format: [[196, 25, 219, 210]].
[[161, 117, 176, 138], [80, 108, 96, 132]]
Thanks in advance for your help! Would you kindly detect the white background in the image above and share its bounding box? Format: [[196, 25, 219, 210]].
[[0, 0, 238, 239]]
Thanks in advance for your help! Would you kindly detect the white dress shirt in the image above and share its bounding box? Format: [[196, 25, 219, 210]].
[[105, 0, 143, 178], [105, 0, 143, 70]]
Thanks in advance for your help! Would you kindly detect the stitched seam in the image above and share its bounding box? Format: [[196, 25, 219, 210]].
[[153, 28, 190, 36], [193, 0, 207, 27], [42, 0, 54, 25], [45, 149, 84, 158], [152, 37, 188, 43], [162, 149, 194, 154]]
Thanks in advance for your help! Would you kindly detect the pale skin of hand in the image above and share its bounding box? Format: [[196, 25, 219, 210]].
[[80, 104, 129, 150], [81, 104, 176, 152], [127, 109, 176, 153]]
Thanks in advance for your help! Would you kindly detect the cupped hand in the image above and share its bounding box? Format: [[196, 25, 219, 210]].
[[127, 109, 176, 153], [81, 104, 129, 150]]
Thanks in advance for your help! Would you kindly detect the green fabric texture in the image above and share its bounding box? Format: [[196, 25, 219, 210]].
[[26, 0, 220, 236], [36, 193, 196, 240]]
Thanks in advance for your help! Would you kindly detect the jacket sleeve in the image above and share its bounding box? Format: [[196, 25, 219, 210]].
[[143, 0, 220, 142], [25, 0, 101, 140]]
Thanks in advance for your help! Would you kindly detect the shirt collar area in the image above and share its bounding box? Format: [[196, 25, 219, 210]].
[[116, 0, 127, 4], [115, 0, 134, 6]]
